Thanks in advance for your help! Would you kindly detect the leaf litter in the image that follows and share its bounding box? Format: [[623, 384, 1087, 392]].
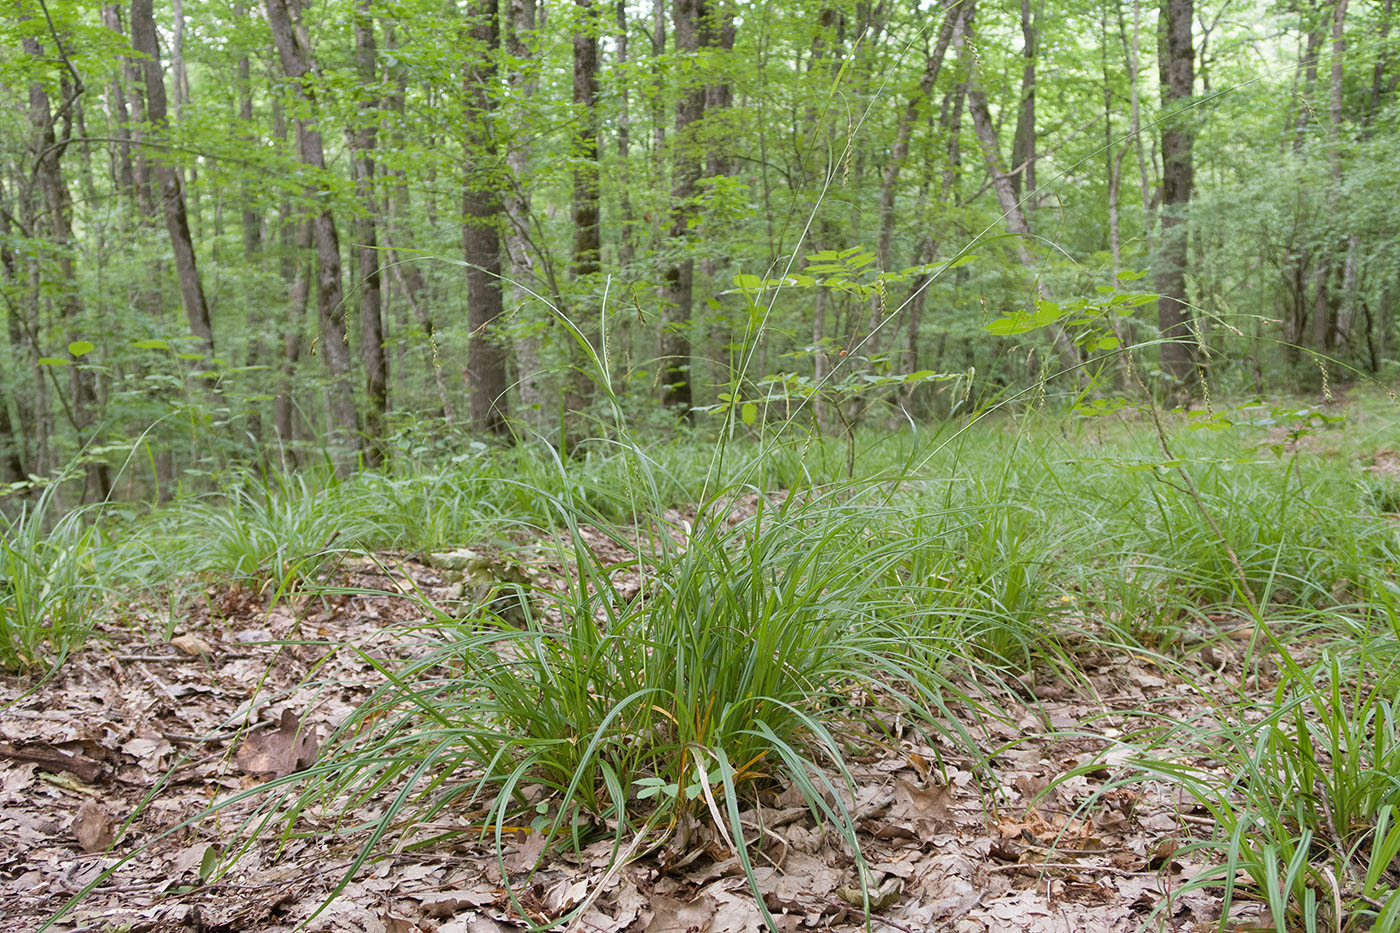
[[0, 542, 1287, 932]]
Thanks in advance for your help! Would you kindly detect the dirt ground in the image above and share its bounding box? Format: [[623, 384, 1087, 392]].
[[1, 547, 1283, 933]]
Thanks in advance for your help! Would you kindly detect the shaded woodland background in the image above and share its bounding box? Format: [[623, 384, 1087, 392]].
[[1, 0, 1395, 500]]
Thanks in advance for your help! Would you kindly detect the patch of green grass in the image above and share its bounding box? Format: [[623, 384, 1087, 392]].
[[213, 482, 998, 929], [33, 389, 1400, 932], [0, 482, 102, 673]]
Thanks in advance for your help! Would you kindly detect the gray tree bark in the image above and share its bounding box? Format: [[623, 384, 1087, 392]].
[[265, 0, 362, 469], [960, 5, 1080, 373], [463, 0, 511, 436], [875, 0, 962, 276], [1155, 0, 1197, 396], [24, 33, 110, 501], [1009, 0, 1037, 201], [1312, 0, 1348, 355], [660, 0, 713, 417], [350, 0, 387, 464], [567, 0, 603, 427], [130, 0, 215, 365], [384, 26, 455, 422]]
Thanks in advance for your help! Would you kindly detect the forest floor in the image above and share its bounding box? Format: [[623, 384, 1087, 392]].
[[3, 543, 1291, 933], [6, 395, 1397, 933]]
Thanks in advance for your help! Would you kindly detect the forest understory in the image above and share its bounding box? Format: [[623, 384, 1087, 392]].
[[3, 394, 1400, 933], [5, 0, 1400, 925]]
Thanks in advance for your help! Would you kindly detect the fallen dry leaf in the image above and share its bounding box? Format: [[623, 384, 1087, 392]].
[[647, 893, 717, 932], [170, 633, 214, 657], [235, 709, 318, 778], [835, 875, 902, 910], [892, 777, 952, 826], [73, 798, 114, 853]]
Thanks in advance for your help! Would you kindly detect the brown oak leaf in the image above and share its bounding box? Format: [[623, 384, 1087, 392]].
[[235, 709, 318, 778]]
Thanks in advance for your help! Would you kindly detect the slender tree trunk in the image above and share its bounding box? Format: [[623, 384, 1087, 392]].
[[1102, 1, 1135, 383], [237, 49, 261, 258], [100, 6, 137, 204], [463, 0, 510, 436], [651, 0, 667, 183], [1116, 0, 1154, 256], [1155, 0, 1197, 396], [661, 0, 713, 417], [615, 0, 636, 267], [700, 2, 735, 395], [1312, 0, 1348, 355], [1367, 0, 1394, 124], [235, 11, 268, 455], [115, 13, 164, 327], [25, 34, 110, 501], [898, 80, 967, 392], [171, 0, 198, 231], [1009, 0, 1037, 201], [960, 6, 1080, 373], [351, 0, 387, 464], [0, 184, 30, 484], [876, 0, 961, 276], [265, 0, 362, 469], [130, 0, 215, 365], [804, 8, 843, 433], [275, 220, 312, 460], [1279, 11, 1325, 360], [14, 176, 52, 481], [501, 0, 550, 433], [171, 0, 189, 123], [1105, 38, 1122, 276], [383, 28, 453, 422], [569, 0, 602, 420], [1293, 12, 1325, 151]]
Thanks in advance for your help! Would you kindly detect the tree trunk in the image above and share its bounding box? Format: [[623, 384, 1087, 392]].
[[960, 6, 1080, 374], [100, 6, 137, 205], [114, 11, 164, 325], [651, 0, 667, 184], [1009, 0, 1037, 201], [900, 77, 968, 407], [130, 0, 215, 366], [571, 0, 602, 205], [463, 0, 511, 436], [615, 0, 636, 267], [275, 220, 312, 460], [498, 0, 548, 432], [0, 184, 30, 484], [569, 0, 602, 419], [265, 0, 362, 469], [661, 0, 712, 417], [237, 20, 266, 455], [1117, 0, 1154, 256], [25, 34, 111, 502], [1292, 13, 1325, 151], [236, 15, 261, 260], [875, 0, 962, 276], [13, 173, 54, 481], [1155, 0, 1197, 396], [1367, 0, 1394, 124], [1312, 0, 1348, 355], [351, 0, 387, 464], [383, 27, 453, 422]]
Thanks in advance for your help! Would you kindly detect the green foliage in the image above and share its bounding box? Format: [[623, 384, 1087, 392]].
[[1114, 653, 1400, 931], [0, 482, 101, 672]]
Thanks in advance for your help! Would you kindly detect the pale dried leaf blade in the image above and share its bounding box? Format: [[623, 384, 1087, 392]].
[[235, 709, 318, 777]]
